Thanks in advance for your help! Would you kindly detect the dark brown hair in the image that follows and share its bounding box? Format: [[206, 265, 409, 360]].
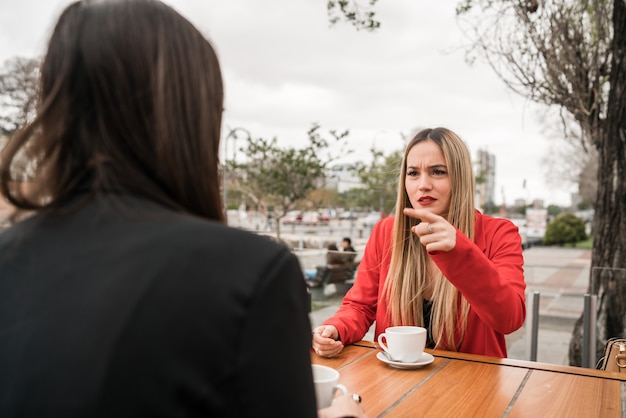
[[0, 0, 225, 221]]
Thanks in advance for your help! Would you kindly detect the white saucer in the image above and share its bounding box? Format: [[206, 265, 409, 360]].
[[376, 352, 435, 369]]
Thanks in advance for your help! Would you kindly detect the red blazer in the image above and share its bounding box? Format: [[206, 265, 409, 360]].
[[323, 210, 526, 358]]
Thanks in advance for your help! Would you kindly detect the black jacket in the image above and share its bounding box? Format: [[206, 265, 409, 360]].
[[0, 193, 316, 417]]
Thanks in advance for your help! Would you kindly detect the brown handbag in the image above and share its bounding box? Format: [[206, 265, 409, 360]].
[[597, 338, 626, 373]]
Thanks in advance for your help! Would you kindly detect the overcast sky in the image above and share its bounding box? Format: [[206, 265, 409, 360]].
[[0, 0, 576, 207]]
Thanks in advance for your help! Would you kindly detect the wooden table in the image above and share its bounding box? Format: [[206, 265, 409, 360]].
[[312, 341, 626, 417]]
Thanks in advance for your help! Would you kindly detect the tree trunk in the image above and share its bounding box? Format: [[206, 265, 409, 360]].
[[569, 0, 626, 366]]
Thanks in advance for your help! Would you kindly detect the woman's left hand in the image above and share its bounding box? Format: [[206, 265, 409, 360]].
[[403, 208, 457, 252], [318, 394, 368, 418]]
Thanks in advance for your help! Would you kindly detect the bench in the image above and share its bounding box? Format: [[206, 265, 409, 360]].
[[306, 261, 359, 300], [325, 250, 357, 265]]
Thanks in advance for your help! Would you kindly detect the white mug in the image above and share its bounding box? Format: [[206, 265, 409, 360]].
[[312, 364, 348, 409], [377, 326, 427, 363]]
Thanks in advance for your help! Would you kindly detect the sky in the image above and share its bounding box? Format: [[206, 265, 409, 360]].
[[0, 0, 576, 207]]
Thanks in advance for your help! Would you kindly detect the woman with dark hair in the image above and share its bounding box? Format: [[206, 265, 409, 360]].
[[313, 127, 526, 359], [341, 237, 356, 253], [0, 1, 364, 417]]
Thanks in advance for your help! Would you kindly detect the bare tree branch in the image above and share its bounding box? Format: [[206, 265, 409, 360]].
[[458, 0, 612, 149], [0, 57, 40, 134], [327, 0, 381, 31]]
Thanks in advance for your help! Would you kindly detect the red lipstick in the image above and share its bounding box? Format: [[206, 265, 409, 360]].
[[417, 196, 436, 206]]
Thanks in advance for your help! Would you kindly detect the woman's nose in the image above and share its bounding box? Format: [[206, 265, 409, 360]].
[[418, 175, 432, 191]]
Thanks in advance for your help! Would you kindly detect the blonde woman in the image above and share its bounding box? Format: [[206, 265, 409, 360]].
[[312, 127, 525, 358]]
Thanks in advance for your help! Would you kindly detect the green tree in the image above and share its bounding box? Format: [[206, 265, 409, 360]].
[[543, 213, 587, 246], [577, 200, 593, 211], [339, 187, 371, 210], [229, 123, 350, 240], [327, 0, 380, 31], [308, 188, 341, 210], [222, 127, 253, 211], [547, 204, 562, 217], [353, 147, 403, 215]]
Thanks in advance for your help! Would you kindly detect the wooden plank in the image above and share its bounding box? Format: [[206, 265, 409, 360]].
[[386, 360, 527, 417], [311, 343, 374, 370], [337, 350, 446, 417], [508, 370, 622, 418], [313, 345, 446, 417], [434, 349, 626, 381]]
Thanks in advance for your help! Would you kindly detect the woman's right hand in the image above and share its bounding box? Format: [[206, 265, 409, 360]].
[[312, 325, 344, 357]]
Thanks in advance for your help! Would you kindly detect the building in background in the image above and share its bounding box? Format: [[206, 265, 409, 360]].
[[526, 207, 548, 242], [475, 149, 496, 213], [530, 199, 545, 209], [326, 164, 362, 193], [570, 192, 582, 210]]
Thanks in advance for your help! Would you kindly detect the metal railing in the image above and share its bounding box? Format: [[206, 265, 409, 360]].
[[582, 266, 626, 368], [525, 291, 540, 361]]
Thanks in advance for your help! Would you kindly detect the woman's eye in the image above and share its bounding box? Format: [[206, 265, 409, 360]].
[[433, 169, 447, 175], [407, 170, 418, 176]]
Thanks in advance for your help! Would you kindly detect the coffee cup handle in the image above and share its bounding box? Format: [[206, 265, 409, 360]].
[[377, 333, 390, 353], [333, 383, 348, 398]]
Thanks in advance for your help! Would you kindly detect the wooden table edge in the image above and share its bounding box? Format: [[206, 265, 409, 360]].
[[350, 340, 626, 381]]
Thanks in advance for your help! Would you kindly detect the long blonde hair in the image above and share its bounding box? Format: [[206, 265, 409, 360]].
[[382, 127, 475, 350]]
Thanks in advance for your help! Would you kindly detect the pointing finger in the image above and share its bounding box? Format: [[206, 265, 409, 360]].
[[404, 207, 442, 223]]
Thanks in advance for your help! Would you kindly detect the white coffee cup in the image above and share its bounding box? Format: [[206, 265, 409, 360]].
[[377, 326, 427, 363], [312, 364, 348, 409]]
